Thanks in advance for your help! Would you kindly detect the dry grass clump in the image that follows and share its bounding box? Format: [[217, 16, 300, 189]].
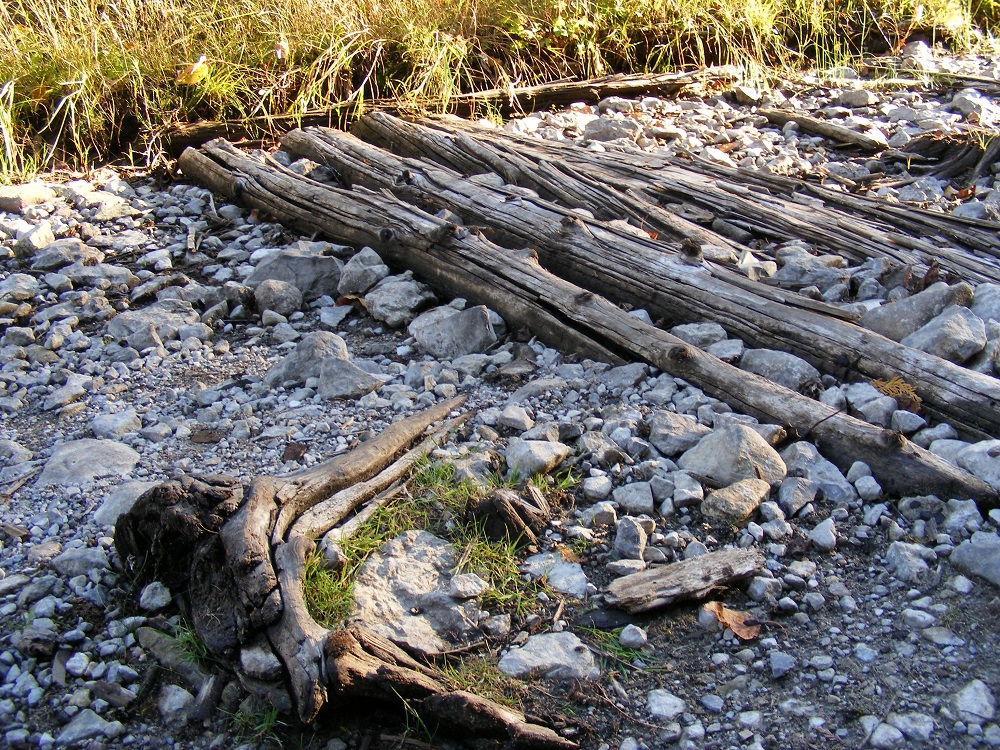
[[0, 0, 994, 180]]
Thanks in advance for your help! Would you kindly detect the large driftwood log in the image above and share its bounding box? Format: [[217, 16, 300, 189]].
[[115, 398, 575, 746], [176, 139, 998, 509], [275, 121, 1000, 441], [367, 113, 1000, 284]]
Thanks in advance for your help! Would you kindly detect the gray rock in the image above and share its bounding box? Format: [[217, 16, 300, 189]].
[[839, 89, 878, 107], [869, 723, 904, 748], [449, 573, 490, 600], [31, 238, 104, 271], [90, 409, 142, 439], [619, 624, 647, 648], [887, 712, 935, 742], [679, 425, 787, 486], [338, 247, 390, 296], [265, 331, 349, 387], [245, 244, 344, 300], [612, 482, 655, 515], [94, 481, 158, 526], [954, 679, 996, 724], [37, 439, 139, 486], [364, 277, 436, 327], [944, 498, 983, 533], [861, 281, 974, 341], [770, 650, 796, 678], [614, 516, 648, 560], [669, 322, 728, 348], [240, 642, 284, 681], [957, 440, 1000, 491], [158, 683, 195, 726], [890, 409, 926, 434], [900, 305, 986, 363], [139, 582, 172, 611], [317, 358, 381, 400], [647, 411, 711, 457], [55, 709, 124, 745], [0, 183, 55, 212], [51, 547, 109, 577], [505, 438, 569, 479], [499, 404, 535, 432], [319, 304, 353, 329], [972, 283, 1000, 324], [780, 442, 856, 503], [886, 541, 935, 582], [0, 273, 39, 301], [349, 530, 482, 655], [106, 298, 200, 348], [577, 431, 631, 468], [43, 373, 91, 411], [498, 632, 599, 679], [702, 478, 770, 524], [647, 689, 686, 721], [14, 220, 55, 256], [521, 551, 589, 598], [951, 532, 1000, 587], [254, 278, 303, 316], [1, 326, 33, 346], [740, 349, 821, 392], [409, 305, 497, 359], [599, 362, 649, 391], [584, 118, 642, 142]]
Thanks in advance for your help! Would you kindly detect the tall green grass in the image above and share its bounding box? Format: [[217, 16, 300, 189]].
[[0, 0, 994, 181]]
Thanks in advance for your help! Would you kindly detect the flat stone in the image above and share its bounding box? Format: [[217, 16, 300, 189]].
[[957, 440, 1000, 492], [90, 409, 142, 439], [647, 689, 686, 721], [31, 238, 104, 271], [55, 709, 124, 745], [498, 632, 599, 679], [245, 244, 344, 300], [0, 183, 56, 212], [505, 438, 569, 479], [106, 298, 200, 348], [770, 650, 796, 678], [702, 478, 770, 524], [679, 425, 787, 486], [0, 273, 39, 301], [37, 439, 139, 486], [951, 532, 1000, 587], [584, 118, 642, 142], [954, 679, 996, 724], [521, 551, 590, 598], [612, 482, 655, 515], [887, 712, 935, 742], [51, 547, 109, 577], [349, 530, 483, 655], [670, 322, 728, 348]]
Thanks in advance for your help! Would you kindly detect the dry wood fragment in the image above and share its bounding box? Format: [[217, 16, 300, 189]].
[[605, 549, 765, 614], [758, 109, 889, 151]]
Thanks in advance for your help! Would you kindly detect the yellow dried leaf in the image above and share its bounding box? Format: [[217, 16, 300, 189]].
[[176, 55, 209, 85], [703, 601, 760, 640]]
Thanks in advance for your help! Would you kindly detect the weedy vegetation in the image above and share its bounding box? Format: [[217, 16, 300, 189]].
[[303, 457, 547, 630], [169, 618, 210, 668], [1, 0, 997, 181]]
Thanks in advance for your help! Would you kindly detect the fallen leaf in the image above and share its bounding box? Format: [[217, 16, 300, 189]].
[[283, 442, 308, 462], [1, 522, 30, 541], [175, 55, 209, 86], [190, 429, 224, 444], [703, 601, 760, 640]]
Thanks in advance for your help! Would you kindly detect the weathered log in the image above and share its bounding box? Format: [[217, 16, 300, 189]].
[[275, 121, 1000, 441], [175, 138, 999, 508], [605, 548, 765, 614], [374, 113, 1000, 283], [758, 109, 888, 151]]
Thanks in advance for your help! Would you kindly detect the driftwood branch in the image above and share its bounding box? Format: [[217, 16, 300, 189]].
[[605, 548, 765, 614], [176, 137, 998, 509]]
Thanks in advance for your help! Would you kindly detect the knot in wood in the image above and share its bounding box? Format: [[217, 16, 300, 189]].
[[378, 227, 396, 243], [878, 429, 907, 451], [667, 344, 694, 362], [394, 169, 413, 186]]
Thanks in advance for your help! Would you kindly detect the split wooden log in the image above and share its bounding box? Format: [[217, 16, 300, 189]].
[[758, 109, 889, 151], [605, 548, 765, 614], [175, 138, 998, 509], [368, 112, 1000, 284], [274, 122, 1000, 441]]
